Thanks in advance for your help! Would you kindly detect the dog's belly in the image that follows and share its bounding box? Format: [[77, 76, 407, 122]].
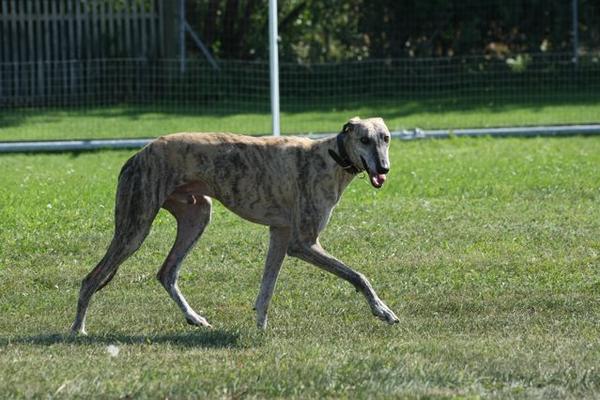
[[212, 185, 292, 227], [218, 199, 291, 226]]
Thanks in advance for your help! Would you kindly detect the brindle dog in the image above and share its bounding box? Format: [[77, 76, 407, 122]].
[[71, 117, 399, 334]]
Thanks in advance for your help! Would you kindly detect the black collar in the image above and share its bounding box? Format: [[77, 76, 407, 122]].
[[328, 133, 360, 174]]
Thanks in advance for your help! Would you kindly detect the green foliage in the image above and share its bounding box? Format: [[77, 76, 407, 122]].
[[1, 137, 600, 398], [186, 0, 600, 62]]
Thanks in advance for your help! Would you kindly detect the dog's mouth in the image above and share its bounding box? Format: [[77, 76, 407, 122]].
[[369, 172, 387, 188], [361, 157, 387, 189]]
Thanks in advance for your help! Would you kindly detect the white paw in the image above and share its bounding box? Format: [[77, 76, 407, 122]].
[[70, 328, 88, 336], [185, 313, 212, 328], [70, 322, 87, 336], [256, 315, 268, 330], [255, 302, 269, 330], [372, 302, 399, 324]]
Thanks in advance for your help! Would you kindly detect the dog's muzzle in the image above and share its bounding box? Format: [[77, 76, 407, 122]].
[[361, 156, 388, 189]]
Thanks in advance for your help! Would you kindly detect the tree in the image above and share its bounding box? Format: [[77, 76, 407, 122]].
[[185, 0, 598, 62]]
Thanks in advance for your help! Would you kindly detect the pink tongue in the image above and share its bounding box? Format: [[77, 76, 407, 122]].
[[370, 173, 387, 187]]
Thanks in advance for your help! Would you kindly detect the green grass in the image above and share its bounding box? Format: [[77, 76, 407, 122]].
[[1, 137, 600, 398], [1, 96, 600, 141]]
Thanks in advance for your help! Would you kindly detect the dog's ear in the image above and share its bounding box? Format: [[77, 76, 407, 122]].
[[342, 116, 361, 134]]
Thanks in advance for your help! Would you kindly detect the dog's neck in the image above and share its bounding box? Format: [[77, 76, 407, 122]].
[[315, 136, 360, 192], [327, 133, 360, 174]]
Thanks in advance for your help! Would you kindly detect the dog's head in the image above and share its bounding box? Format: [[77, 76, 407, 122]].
[[342, 117, 391, 188]]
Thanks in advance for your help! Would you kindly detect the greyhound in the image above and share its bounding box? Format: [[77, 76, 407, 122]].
[[71, 117, 399, 334]]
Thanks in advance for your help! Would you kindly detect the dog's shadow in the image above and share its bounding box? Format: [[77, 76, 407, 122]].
[[0, 329, 246, 349]]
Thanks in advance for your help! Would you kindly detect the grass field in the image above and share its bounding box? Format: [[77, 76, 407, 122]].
[[1, 95, 600, 141], [0, 135, 599, 398]]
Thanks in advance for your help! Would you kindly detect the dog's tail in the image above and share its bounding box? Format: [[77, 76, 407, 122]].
[[113, 142, 175, 238]]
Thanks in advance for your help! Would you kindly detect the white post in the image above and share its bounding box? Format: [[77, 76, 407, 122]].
[[268, 0, 280, 136]]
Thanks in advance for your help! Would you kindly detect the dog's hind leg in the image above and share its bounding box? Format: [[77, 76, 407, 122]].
[[157, 195, 212, 328], [71, 158, 163, 335], [254, 226, 291, 330], [70, 216, 156, 335]]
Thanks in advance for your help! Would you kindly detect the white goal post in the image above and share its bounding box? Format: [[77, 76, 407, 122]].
[[268, 0, 280, 136]]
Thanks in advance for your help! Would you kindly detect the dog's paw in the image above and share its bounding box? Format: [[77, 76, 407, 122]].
[[185, 313, 213, 328], [256, 319, 268, 331], [256, 314, 269, 331], [70, 328, 88, 336], [69, 322, 88, 336], [372, 302, 400, 325]]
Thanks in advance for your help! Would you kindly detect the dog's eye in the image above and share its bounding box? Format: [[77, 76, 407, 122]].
[[383, 136, 390, 143], [360, 137, 370, 145]]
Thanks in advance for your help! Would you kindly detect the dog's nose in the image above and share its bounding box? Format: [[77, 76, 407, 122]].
[[377, 165, 389, 174], [375, 157, 390, 174]]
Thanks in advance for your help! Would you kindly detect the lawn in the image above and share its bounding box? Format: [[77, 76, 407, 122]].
[[1, 95, 600, 141], [0, 136, 599, 398]]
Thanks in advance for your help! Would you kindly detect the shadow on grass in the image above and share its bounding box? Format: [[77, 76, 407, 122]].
[[0, 329, 249, 349]]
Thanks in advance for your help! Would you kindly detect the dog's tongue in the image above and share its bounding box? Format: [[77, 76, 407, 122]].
[[370, 173, 387, 188]]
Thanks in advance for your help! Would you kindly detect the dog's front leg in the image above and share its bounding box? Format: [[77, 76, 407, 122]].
[[255, 226, 292, 330], [288, 241, 399, 324]]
